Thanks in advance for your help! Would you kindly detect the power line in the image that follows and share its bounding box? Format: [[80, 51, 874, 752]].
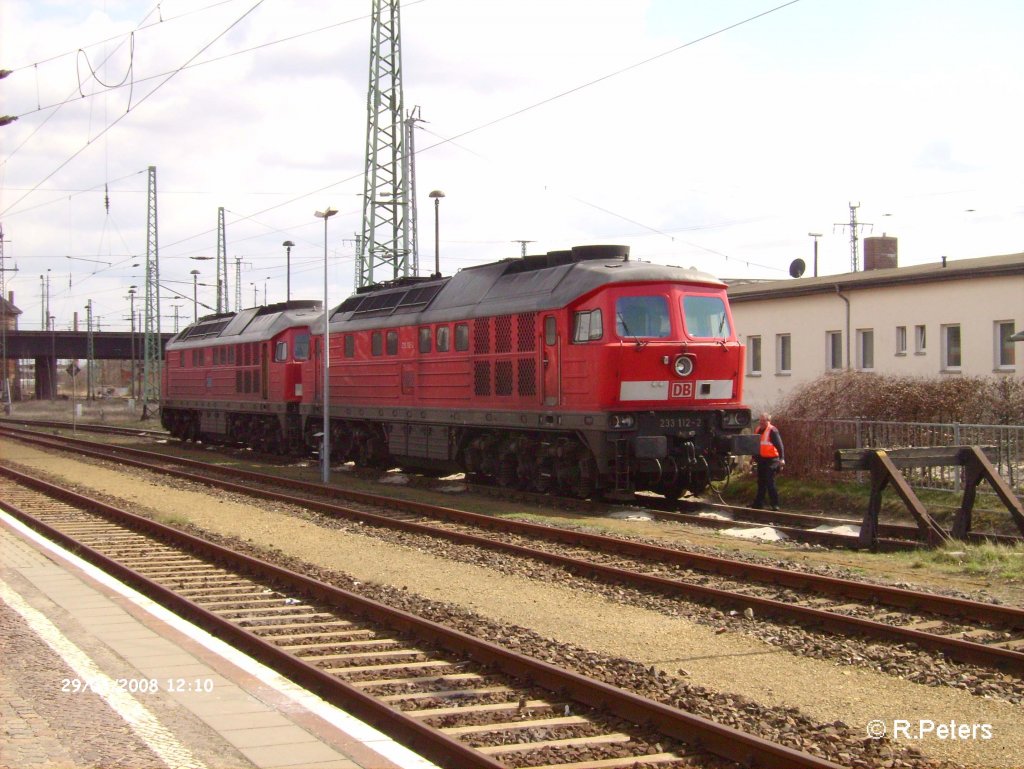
[[415, 0, 803, 155], [0, 0, 269, 219], [5, 1, 237, 73], [6, 1, 801, 275], [7, 4, 425, 122]]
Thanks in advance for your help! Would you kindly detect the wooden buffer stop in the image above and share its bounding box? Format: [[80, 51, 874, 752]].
[[834, 445, 1024, 549]]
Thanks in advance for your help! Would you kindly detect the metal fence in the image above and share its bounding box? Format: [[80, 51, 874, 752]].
[[779, 418, 1024, 495]]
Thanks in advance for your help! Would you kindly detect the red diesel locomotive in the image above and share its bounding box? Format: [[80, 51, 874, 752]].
[[161, 244, 752, 499]]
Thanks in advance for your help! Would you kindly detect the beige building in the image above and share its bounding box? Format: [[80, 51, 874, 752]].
[[727, 252, 1024, 411]]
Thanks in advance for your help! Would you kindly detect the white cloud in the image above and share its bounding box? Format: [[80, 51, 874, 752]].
[[2, 0, 1023, 330]]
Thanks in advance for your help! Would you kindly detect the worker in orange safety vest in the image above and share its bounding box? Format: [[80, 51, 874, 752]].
[[751, 412, 785, 510]]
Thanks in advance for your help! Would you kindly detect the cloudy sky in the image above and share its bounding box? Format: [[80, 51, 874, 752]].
[[2, 0, 1023, 332]]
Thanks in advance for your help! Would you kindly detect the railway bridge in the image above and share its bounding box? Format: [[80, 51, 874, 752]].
[[0, 329, 173, 400]]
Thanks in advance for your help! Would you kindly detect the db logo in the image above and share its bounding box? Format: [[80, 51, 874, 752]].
[[669, 382, 693, 399]]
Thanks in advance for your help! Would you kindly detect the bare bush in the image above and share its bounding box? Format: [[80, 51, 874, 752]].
[[771, 371, 1024, 478]]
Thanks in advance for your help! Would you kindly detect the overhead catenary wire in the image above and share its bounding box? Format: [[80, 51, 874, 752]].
[[7, 0, 801, 306], [0, 0, 270, 219], [151, 1, 804, 268]]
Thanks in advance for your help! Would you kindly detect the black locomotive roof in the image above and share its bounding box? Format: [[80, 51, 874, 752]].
[[165, 299, 322, 350], [321, 245, 724, 332]]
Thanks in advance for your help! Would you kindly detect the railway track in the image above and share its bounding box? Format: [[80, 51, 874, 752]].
[[0, 462, 844, 769], [4, 424, 1024, 685], [6, 416, 1015, 550]]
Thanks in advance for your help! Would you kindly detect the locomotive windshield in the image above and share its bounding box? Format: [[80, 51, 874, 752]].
[[615, 296, 670, 339], [683, 295, 731, 339]]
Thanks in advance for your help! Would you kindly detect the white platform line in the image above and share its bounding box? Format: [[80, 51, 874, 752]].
[[0, 574, 208, 769], [0, 510, 438, 769]]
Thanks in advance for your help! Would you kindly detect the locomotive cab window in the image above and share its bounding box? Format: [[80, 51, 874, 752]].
[[294, 333, 310, 361], [386, 330, 399, 355], [572, 309, 603, 342], [683, 295, 731, 338], [418, 327, 432, 354], [436, 325, 450, 352], [344, 334, 355, 358], [274, 341, 288, 362], [615, 296, 670, 339], [372, 331, 383, 356]]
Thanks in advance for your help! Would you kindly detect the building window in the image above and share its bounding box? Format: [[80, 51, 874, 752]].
[[776, 333, 791, 374], [915, 324, 926, 354], [895, 326, 907, 356], [856, 329, 874, 370], [941, 324, 961, 371], [996, 321, 1016, 369], [747, 335, 761, 375], [826, 331, 843, 370]]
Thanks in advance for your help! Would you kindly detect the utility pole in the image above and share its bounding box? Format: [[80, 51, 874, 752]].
[[0, 223, 17, 413], [512, 240, 535, 257], [235, 258, 252, 309], [86, 299, 94, 400], [142, 166, 161, 415], [217, 207, 227, 313], [834, 202, 872, 273], [126, 287, 137, 400], [404, 105, 424, 278], [357, 0, 410, 288]]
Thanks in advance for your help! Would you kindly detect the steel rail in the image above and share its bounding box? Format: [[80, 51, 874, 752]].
[[5, 427, 1024, 675], [5, 425, 1023, 626], [7, 417, 1020, 549], [0, 463, 843, 769]]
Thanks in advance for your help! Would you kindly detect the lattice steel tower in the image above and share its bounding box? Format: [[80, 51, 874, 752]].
[[357, 0, 410, 288], [142, 166, 161, 409], [217, 206, 228, 312]]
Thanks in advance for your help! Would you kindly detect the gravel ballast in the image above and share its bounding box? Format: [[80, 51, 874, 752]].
[[4, 440, 1022, 768]]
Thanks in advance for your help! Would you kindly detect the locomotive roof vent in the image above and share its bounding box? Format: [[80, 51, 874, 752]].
[[570, 244, 630, 262]]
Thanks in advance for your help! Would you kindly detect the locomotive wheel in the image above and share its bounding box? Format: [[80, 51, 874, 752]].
[[531, 458, 554, 493], [661, 481, 688, 501], [515, 456, 535, 490], [495, 454, 518, 488], [332, 424, 354, 462], [264, 423, 284, 455], [354, 430, 387, 467], [558, 453, 597, 499]]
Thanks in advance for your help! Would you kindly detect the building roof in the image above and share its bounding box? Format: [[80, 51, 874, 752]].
[[726, 251, 1024, 302], [0, 295, 22, 316]]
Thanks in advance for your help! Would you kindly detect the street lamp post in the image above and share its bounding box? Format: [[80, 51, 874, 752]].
[[314, 207, 337, 484], [190, 270, 201, 323], [428, 190, 445, 278], [283, 240, 295, 302]]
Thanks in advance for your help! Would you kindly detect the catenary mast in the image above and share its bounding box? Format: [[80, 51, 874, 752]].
[[142, 165, 161, 412], [357, 0, 411, 288]]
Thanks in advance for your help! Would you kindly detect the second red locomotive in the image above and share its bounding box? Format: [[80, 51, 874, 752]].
[[162, 244, 751, 499]]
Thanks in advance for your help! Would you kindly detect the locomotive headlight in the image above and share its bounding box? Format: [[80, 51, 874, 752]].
[[673, 355, 694, 377], [722, 409, 751, 428], [610, 413, 636, 429]]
